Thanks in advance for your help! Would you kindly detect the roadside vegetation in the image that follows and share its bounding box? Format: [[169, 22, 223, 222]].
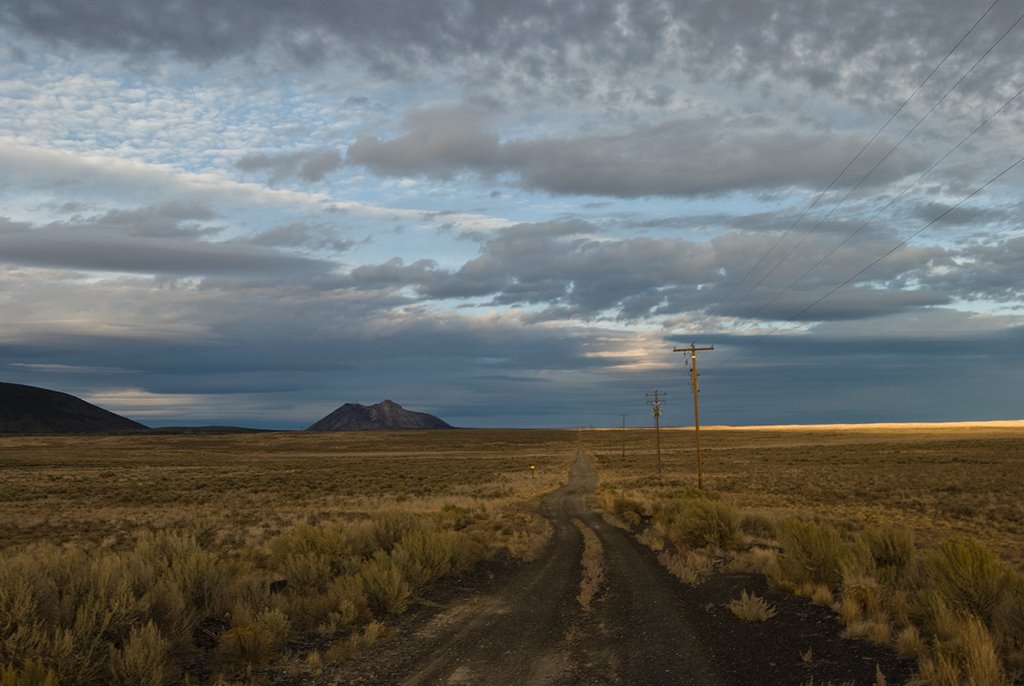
[[586, 426, 1024, 685], [0, 430, 574, 685]]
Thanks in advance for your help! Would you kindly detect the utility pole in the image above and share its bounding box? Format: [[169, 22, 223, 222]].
[[673, 343, 714, 489], [619, 413, 627, 459], [645, 391, 666, 478]]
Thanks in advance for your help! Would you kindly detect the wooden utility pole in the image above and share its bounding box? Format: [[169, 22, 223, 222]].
[[645, 391, 666, 478], [673, 343, 714, 489]]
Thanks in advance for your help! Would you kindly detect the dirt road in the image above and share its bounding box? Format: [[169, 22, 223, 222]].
[[313, 450, 911, 685]]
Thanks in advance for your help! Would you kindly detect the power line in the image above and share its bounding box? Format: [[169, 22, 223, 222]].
[[712, 153, 1024, 372], [724, 4, 1024, 318], [715, 0, 1004, 309], [738, 79, 1024, 324]]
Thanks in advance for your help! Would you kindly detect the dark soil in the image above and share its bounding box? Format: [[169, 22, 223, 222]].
[[267, 455, 916, 685]]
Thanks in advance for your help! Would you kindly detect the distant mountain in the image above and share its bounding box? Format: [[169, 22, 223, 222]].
[[307, 399, 452, 431], [0, 382, 149, 434]]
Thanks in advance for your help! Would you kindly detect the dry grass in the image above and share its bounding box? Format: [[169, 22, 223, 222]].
[[659, 549, 715, 585], [0, 430, 577, 684], [572, 519, 604, 611], [0, 430, 573, 554], [585, 425, 1024, 683], [728, 590, 777, 622], [584, 426, 1024, 570]]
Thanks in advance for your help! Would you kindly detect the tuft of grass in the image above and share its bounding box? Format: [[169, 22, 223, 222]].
[[842, 619, 892, 646], [324, 621, 393, 661], [858, 527, 915, 584], [911, 612, 1008, 686], [917, 538, 1014, 625], [896, 625, 927, 660], [809, 584, 834, 606], [659, 550, 714, 586], [728, 590, 777, 622]]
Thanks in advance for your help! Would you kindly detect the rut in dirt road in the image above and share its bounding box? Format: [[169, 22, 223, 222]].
[[312, 448, 911, 686], [327, 450, 729, 686]]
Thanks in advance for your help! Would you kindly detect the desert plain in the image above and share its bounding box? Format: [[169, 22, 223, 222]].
[[1, 423, 1022, 685]]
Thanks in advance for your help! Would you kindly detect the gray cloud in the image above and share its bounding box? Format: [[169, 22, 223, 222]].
[[236, 148, 343, 183], [339, 221, 963, 323], [65, 202, 223, 238], [348, 105, 927, 197], [0, 227, 332, 276], [919, 236, 1024, 303], [4, 0, 1017, 110], [246, 221, 355, 253]]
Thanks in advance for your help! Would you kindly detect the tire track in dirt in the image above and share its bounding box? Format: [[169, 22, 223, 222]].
[[289, 442, 913, 686], [317, 449, 728, 685]]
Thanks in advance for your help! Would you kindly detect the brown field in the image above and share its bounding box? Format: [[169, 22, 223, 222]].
[[5, 425, 1018, 566], [581, 425, 1024, 570], [1, 424, 1023, 684], [0, 429, 576, 555]]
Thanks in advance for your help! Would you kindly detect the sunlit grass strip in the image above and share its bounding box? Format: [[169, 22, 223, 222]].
[[572, 519, 605, 611]]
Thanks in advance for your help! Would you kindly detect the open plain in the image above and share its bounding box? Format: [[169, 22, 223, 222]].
[[1, 424, 1022, 684]]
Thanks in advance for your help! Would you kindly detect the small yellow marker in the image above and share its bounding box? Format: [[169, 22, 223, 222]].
[[530, 464, 536, 477]]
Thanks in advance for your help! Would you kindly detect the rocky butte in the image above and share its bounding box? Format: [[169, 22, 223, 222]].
[[0, 382, 149, 434], [306, 399, 452, 431]]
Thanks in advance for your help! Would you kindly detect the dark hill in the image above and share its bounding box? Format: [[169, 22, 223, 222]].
[[0, 382, 149, 434], [307, 399, 452, 431]]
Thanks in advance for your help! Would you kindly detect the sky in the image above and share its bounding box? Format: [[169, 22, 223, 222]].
[[1, 0, 1022, 429]]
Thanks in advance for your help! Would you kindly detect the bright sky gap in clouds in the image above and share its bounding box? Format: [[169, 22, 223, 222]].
[[1, 0, 1022, 428]]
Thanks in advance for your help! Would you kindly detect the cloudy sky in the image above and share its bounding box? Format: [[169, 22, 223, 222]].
[[1, 0, 1022, 428]]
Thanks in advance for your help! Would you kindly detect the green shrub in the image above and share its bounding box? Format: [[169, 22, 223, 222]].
[[391, 529, 479, 589], [359, 554, 410, 616], [993, 576, 1024, 672], [215, 623, 277, 668], [369, 513, 422, 553], [108, 622, 170, 686], [918, 538, 1013, 624], [857, 526, 914, 584], [611, 495, 645, 527], [915, 612, 1008, 686], [270, 523, 351, 560], [654, 493, 740, 551], [773, 520, 847, 590], [739, 512, 778, 539]]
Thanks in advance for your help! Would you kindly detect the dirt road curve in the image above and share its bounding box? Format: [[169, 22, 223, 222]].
[[314, 449, 910, 686]]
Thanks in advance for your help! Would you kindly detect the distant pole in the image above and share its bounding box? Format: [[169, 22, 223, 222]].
[[619, 413, 627, 459], [645, 391, 666, 478], [673, 343, 714, 489]]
